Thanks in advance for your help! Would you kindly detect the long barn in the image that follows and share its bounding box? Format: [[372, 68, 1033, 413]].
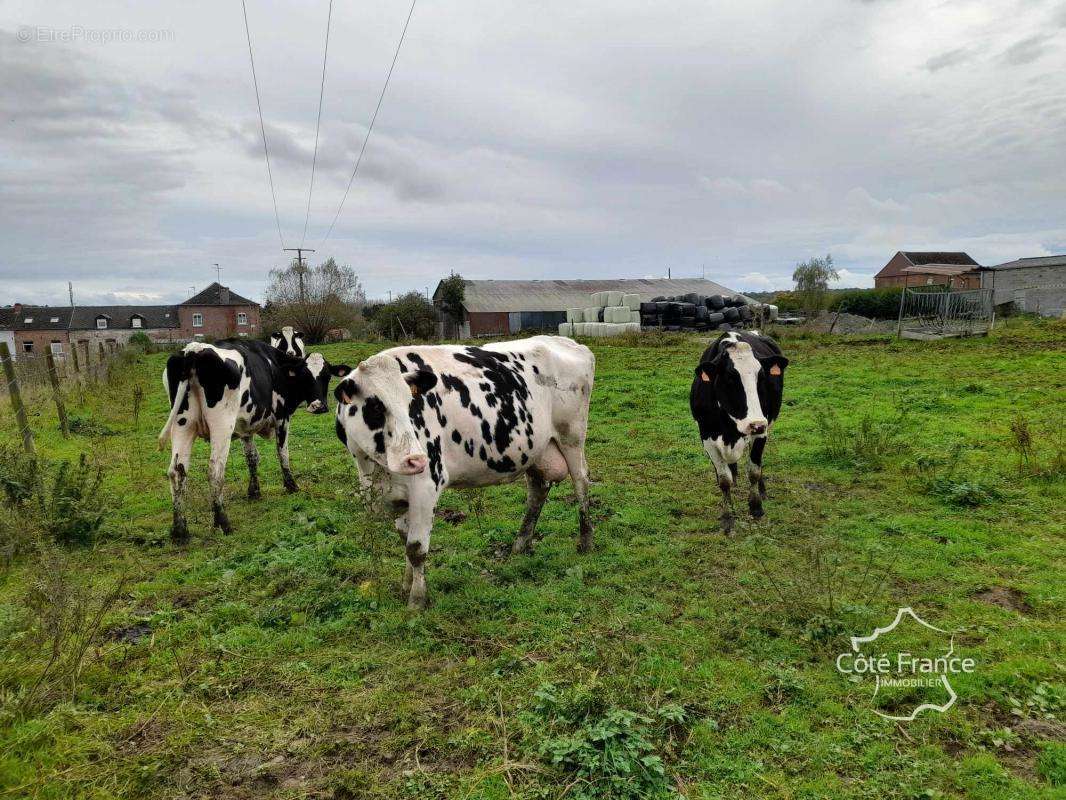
[[434, 278, 748, 338]]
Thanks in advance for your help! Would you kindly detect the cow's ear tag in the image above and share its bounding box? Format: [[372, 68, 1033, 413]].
[[769, 365, 782, 377], [700, 370, 711, 382]]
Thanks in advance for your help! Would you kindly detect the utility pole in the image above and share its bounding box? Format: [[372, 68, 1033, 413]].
[[284, 248, 315, 303], [68, 281, 75, 306]]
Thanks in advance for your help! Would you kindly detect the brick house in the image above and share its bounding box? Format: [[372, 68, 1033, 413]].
[[874, 252, 982, 289], [1, 282, 261, 361], [6, 305, 74, 359], [179, 282, 261, 339]]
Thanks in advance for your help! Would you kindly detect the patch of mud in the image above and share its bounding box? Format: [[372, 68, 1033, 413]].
[[974, 586, 1033, 615], [106, 621, 152, 644]]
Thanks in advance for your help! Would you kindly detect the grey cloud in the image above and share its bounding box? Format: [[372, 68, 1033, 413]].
[[3, 0, 1066, 301], [924, 47, 978, 72], [1000, 33, 1056, 65]]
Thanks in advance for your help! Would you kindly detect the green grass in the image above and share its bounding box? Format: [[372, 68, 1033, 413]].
[[0, 319, 1063, 799]]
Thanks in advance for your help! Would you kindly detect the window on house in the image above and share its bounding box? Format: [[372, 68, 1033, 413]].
[[131, 317, 143, 328], [50, 317, 59, 323], [50, 341, 63, 356], [237, 312, 248, 325], [96, 317, 108, 329], [23, 318, 33, 324], [192, 313, 204, 328], [22, 341, 33, 353]]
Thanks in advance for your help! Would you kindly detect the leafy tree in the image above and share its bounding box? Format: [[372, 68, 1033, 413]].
[[792, 254, 839, 314], [372, 292, 438, 341], [436, 272, 467, 338], [264, 257, 366, 343]]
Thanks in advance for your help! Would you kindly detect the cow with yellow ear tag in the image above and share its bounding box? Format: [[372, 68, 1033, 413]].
[[689, 331, 788, 533]]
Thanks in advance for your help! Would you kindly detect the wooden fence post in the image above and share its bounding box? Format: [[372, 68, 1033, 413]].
[[71, 343, 80, 374], [45, 351, 70, 438], [0, 342, 35, 455], [98, 342, 108, 382]]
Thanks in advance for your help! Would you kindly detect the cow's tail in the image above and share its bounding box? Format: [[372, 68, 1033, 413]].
[[158, 352, 194, 449]]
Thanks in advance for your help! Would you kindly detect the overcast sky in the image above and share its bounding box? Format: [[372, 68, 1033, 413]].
[[2, 0, 1065, 305]]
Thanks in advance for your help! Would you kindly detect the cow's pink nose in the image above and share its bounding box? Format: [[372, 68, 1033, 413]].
[[400, 454, 428, 475], [747, 420, 767, 435]]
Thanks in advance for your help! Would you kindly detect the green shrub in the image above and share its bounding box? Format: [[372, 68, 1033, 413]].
[[370, 291, 438, 340], [0, 444, 40, 507], [828, 287, 904, 319], [127, 332, 153, 352], [41, 455, 107, 546]]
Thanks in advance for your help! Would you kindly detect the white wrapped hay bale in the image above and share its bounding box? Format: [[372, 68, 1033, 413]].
[[566, 308, 582, 323], [630, 309, 642, 323], [603, 307, 627, 323], [572, 322, 586, 336], [622, 293, 641, 310], [606, 290, 624, 307], [590, 291, 607, 306], [624, 322, 641, 334], [767, 304, 779, 321], [558, 322, 573, 336], [583, 307, 600, 323]]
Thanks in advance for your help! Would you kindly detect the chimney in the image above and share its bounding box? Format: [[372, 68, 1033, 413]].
[[219, 286, 230, 304], [13, 303, 22, 315]]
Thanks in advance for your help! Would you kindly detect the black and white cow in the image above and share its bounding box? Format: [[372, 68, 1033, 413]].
[[690, 331, 789, 532], [158, 339, 350, 542], [269, 326, 305, 358], [333, 335, 596, 609]]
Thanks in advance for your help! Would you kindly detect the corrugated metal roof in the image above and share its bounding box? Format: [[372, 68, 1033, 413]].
[[451, 278, 748, 313], [902, 264, 974, 276], [985, 255, 1066, 271]]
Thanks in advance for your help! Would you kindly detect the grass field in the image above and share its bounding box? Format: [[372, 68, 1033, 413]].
[[1, 320, 1063, 799]]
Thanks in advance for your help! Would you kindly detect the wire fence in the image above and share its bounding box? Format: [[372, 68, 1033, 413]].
[[1, 340, 134, 454]]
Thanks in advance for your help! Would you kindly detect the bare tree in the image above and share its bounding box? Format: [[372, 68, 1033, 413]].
[[264, 257, 366, 343]]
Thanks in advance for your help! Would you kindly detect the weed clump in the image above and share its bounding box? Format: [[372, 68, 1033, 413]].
[[525, 681, 685, 800], [814, 407, 906, 470], [0, 450, 109, 548]]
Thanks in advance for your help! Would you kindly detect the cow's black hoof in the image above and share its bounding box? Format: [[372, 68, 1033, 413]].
[[283, 478, 299, 494], [170, 520, 189, 544], [749, 501, 765, 519], [719, 514, 735, 534], [576, 533, 593, 554], [512, 537, 533, 555], [247, 484, 261, 501], [213, 507, 233, 534]]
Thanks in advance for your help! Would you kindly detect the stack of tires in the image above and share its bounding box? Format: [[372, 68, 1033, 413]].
[[640, 293, 765, 332]]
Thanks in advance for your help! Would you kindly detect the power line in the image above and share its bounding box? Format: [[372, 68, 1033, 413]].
[[240, 0, 286, 250], [319, 0, 419, 246], [301, 0, 335, 246]]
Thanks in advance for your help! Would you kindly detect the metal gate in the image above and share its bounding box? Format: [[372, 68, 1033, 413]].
[[896, 287, 994, 340]]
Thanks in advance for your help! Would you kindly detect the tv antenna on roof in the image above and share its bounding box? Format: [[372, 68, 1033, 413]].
[[213, 263, 223, 283]]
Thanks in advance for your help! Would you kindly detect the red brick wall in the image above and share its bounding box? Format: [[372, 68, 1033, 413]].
[[468, 312, 509, 336], [178, 305, 261, 339], [875, 272, 981, 289], [13, 330, 70, 358]]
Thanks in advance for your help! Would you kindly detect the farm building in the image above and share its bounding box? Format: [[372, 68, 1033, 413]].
[[433, 278, 749, 338], [0, 283, 262, 361], [874, 251, 982, 289], [980, 254, 1066, 317]]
